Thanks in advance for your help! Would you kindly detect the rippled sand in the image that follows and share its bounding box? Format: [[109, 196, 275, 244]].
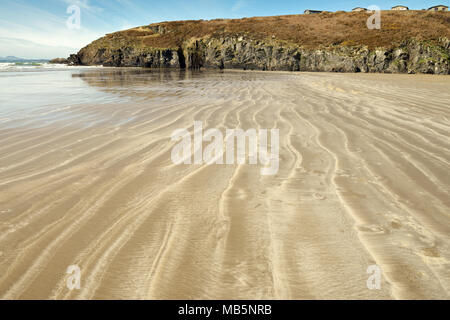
[[0, 69, 449, 300]]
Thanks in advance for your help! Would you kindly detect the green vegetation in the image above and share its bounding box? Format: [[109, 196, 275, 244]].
[[14, 62, 42, 66]]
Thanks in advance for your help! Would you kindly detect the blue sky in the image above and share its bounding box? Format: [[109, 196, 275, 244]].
[[0, 0, 448, 59]]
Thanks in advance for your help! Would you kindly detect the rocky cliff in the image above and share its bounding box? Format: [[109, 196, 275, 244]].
[[69, 11, 450, 74]]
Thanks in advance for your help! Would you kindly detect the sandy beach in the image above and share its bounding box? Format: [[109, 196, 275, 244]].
[[0, 69, 449, 300]]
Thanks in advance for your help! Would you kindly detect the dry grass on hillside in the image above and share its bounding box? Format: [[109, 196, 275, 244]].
[[102, 11, 450, 50]]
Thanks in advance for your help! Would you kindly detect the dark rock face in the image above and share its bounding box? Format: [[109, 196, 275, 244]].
[[71, 46, 182, 68], [69, 37, 450, 74], [68, 54, 81, 66], [195, 37, 450, 74]]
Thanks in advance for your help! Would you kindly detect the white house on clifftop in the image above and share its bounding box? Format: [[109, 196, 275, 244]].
[[392, 5, 409, 10], [427, 5, 448, 11], [304, 9, 323, 14]]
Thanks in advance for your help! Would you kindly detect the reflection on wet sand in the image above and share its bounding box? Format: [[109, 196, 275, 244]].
[[0, 69, 449, 300]]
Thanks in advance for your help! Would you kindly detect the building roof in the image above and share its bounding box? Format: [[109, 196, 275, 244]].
[[392, 5, 409, 8], [352, 7, 367, 10], [428, 5, 449, 8]]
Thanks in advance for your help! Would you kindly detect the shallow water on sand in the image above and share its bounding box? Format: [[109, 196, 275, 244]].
[[0, 68, 449, 299]]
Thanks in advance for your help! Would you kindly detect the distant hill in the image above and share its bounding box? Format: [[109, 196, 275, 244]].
[[0, 56, 49, 63], [69, 11, 450, 74], [0, 56, 23, 62]]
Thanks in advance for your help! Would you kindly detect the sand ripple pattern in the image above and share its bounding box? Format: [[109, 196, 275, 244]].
[[0, 70, 449, 299]]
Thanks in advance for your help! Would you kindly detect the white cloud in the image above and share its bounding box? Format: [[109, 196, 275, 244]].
[[0, 21, 104, 54], [232, 0, 247, 12], [61, 0, 104, 13], [0, 37, 77, 59], [0, 1, 106, 58]]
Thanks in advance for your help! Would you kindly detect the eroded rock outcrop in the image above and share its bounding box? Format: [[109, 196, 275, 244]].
[[182, 37, 450, 74], [68, 13, 450, 74], [49, 58, 68, 64]]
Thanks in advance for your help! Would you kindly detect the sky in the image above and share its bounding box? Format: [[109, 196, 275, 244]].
[[0, 0, 448, 59]]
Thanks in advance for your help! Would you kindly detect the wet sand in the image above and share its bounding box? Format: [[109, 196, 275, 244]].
[[0, 69, 449, 299]]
